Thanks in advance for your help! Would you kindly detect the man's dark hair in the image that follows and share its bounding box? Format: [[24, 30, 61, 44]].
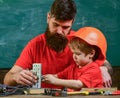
[[50, 0, 77, 21]]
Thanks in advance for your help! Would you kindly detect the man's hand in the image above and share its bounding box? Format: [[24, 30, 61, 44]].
[[100, 65, 112, 87], [13, 70, 38, 86]]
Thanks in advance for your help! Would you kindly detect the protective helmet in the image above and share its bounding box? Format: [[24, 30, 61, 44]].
[[68, 27, 107, 62]]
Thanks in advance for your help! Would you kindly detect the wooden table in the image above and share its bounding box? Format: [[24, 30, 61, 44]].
[[0, 95, 120, 98]]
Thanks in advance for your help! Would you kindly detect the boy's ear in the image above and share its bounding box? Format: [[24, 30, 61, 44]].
[[90, 49, 95, 58]]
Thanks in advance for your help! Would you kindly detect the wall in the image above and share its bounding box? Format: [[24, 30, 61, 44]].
[[0, 0, 120, 68]]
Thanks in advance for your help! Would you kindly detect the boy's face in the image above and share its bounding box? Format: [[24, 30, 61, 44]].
[[70, 47, 93, 67]]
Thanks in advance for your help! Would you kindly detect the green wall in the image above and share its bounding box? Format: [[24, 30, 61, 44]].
[[0, 0, 120, 68]]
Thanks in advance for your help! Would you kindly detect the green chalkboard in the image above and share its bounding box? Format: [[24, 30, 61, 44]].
[[0, 0, 120, 68]]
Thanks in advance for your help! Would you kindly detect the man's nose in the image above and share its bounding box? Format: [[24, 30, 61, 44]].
[[56, 27, 63, 34]]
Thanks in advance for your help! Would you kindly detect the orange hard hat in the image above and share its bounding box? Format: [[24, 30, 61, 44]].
[[68, 26, 107, 61]]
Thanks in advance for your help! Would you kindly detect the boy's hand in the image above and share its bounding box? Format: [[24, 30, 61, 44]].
[[42, 74, 56, 84]]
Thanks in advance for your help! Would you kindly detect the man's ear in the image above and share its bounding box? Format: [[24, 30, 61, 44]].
[[72, 18, 75, 24], [47, 12, 50, 23]]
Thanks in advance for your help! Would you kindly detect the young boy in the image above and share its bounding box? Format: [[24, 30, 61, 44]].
[[43, 27, 107, 91]]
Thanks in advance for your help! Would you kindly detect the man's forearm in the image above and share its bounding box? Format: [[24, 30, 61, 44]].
[[103, 60, 113, 76], [4, 72, 17, 86]]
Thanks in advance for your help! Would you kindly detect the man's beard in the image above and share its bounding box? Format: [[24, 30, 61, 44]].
[[45, 26, 69, 52]]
